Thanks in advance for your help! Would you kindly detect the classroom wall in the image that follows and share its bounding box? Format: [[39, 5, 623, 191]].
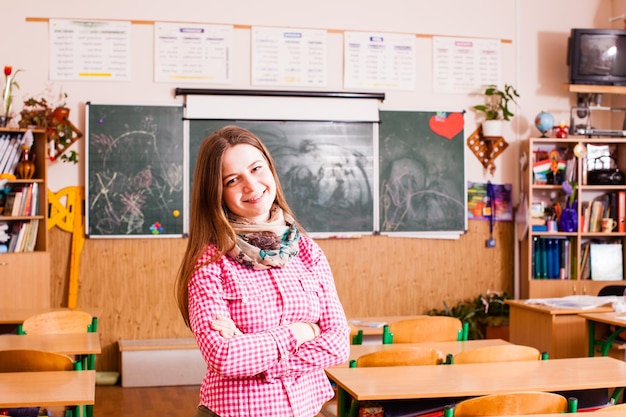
[[3, 0, 621, 371]]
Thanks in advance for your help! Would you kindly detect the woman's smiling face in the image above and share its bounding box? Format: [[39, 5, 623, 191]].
[[221, 144, 277, 223]]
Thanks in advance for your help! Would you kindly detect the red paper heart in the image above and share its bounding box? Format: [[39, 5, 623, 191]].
[[429, 112, 464, 140]]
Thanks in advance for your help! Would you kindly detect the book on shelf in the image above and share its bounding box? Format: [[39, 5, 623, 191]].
[[6, 222, 23, 252], [29, 182, 39, 216], [13, 221, 28, 252], [23, 219, 39, 252], [0, 135, 10, 167], [580, 242, 592, 280], [3, 189, 24, 217], [617, 191, 626, 233], [0, 136, 17, 173], [18, 183, 33, 216]]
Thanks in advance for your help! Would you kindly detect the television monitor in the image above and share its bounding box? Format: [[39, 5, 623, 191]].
[[567, 28, 626, 85]]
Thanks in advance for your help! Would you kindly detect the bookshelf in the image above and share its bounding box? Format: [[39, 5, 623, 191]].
[[520, 136, 626, 298], [0, 128, 50, 309]]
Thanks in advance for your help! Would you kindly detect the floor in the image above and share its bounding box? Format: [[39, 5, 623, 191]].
[[92, 384, 329, 417], [93, 385, 200, 417]]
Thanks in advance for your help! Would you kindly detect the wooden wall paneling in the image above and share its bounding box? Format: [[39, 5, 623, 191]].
[[49, 220, 513, 371]]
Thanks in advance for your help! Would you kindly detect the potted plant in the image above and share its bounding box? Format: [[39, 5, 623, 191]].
[[473, 84, 520, 137], [427, 290, 511, 340], [472, 290, 511, 340], [18, 94, 81, 164], [427, 298, 483, 340]]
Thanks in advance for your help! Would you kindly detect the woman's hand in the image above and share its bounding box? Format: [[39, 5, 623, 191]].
[[211, 315, 243, 339], [288, 322, 320, 346]]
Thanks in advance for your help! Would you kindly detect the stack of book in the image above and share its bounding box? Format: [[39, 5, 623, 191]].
[[4, 219, 39, 252], [581, 191, 626, 233], [532, 236, 572, 279], [0, 133, 24, 174], [2, 183, 39, 217]]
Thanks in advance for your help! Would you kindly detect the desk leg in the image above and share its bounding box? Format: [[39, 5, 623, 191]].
[[337, 387, 348, 417], [588, 320, 595, 357]]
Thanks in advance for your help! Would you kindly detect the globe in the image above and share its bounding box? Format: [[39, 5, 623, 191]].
[[535, 111, 555, 137]]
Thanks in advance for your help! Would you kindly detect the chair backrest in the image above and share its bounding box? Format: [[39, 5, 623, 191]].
[[452, 391, 568, 416], [453, 344, 541, 364], [598, 285, 626, 296], [21, 310, 93, 334], [356, 346, 443, 367], [595, 403, 626, 412], [389, 316, 462, 343], [0, 349, 75, 372]]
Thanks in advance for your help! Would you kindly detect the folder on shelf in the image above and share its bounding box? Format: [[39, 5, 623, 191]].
[[617, 191, 626, 233], [590, 243, 624, 281]]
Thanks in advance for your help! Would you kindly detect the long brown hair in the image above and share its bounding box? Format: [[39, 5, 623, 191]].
[[175, 125, 300, 326]]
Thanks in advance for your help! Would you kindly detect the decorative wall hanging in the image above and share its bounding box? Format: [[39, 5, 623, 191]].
[[467, 126, 508, 175]]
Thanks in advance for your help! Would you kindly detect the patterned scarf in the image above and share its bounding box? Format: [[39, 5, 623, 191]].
[[227, 205, 300, 270]]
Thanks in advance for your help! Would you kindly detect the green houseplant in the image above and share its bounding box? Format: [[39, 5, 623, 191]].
[[427, 290, 511, 340], [473, 84, 520, 137]]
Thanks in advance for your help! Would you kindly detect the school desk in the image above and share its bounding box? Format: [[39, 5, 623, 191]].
[[325, 356, 626, 417], [344, 338, 511, 366], [0, 370, 95, 407], [0, 332, 101, 355], [507, 300, 612, 358], [579, 311, 626, 357]]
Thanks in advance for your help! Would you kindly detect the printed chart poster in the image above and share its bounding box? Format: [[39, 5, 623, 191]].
[[344, 31, 416, 91], [433, 36, 500, 93], [154, 22, 233, 84], [251, 26, 327, 87], [49, 19, 131, 81], [467, 182, 513, 221]]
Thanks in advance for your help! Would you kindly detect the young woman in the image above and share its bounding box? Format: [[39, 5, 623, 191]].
[[176, 125, 350, 417]]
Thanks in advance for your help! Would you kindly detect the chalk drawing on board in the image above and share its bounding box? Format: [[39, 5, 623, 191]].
[[379, 110, 466, 234], [189, 121, 375, 234], [86, 104, 184, 237]]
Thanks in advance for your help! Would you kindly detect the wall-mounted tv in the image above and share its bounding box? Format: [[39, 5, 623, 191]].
[[567, 28, 626, 85]]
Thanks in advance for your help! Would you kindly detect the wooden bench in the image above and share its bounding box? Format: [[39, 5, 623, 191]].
[[118, 338, 205, 387]]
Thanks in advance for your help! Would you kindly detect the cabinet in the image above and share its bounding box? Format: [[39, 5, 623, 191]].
[[0, 128, 50, 309], [520, 136, 626, 299]]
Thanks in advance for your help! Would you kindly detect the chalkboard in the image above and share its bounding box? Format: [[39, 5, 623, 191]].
[[190, 120, 375, 234], [379, 110, 466, 234], [86, 104, 184, 237]]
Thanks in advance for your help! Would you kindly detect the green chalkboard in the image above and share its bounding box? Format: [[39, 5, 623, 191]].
[[190, 120, 375, 234], [86, 104, 184, 237], [379, 110, 467, 233]]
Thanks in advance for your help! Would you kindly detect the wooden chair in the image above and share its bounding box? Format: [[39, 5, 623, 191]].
[[595, 402, 626, 412], [20, 310, 96, 334], [0, 349, 83, 417], [450, 391, 571, 416], [388, 316, 464, 343], [321, 347, 444, 417], [0, 348, 75, 372], [356, 346, 444, 367], [17, 310, 99, 417], [19, 310, 98, 371], [452, 344, 541, 364]]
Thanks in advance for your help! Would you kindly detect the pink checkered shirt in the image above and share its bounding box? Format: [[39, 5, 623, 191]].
[[188, 234, 350, 417]]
